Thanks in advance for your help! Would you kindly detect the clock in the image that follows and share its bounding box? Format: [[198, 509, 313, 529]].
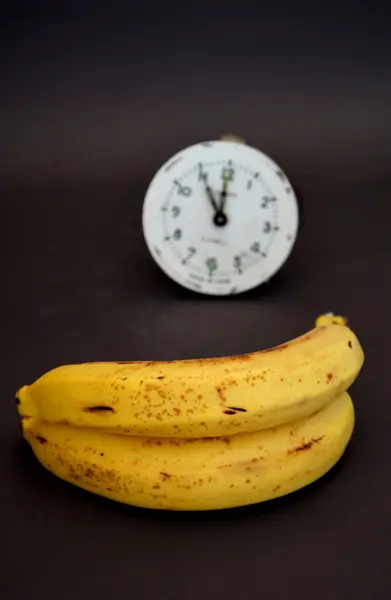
[[142, 137, 299, 295]]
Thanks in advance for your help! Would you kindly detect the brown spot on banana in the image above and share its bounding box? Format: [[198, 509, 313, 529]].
[[288, 436, 324, 454], [83, 406, 115, 413], [216, 386, 225, 404], [35, 435, 47, 444]]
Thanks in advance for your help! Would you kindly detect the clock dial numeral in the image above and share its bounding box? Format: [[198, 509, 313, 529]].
[[233, 255, 243, 274], [174, 180, 192, 196], [221, 163, 235, 181], [173, 228, 182, 240], [171, 205, 180, 217], [161, 205, 168, 212], [198, 162, 207, 181], [205, 257, 218, 278], [182, 246, 196, 264], [262, 222, 280, 234], [248, 172, 260, 190], [250, 242, 261, 253], [261, 196, 277, 208]]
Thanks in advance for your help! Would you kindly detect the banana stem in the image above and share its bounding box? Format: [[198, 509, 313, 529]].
[[315, 313, 348, 328]]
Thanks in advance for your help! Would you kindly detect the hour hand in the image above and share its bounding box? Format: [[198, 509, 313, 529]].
[[201, 173, 219, 213]]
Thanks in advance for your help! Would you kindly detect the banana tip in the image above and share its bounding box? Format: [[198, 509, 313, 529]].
[[15, 386, 31, 417]]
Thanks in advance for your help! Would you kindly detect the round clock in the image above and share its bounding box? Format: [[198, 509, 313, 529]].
[[142, 138, 299, 295]]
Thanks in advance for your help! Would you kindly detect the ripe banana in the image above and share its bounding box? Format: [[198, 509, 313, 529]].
[[16, 323, 363, 438], [22, 392, 354, 511]]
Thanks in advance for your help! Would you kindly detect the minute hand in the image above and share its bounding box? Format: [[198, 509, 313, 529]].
[[218, 179, 229, 212]]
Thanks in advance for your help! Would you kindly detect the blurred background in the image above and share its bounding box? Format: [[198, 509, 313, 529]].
[[2, 1, 391, 182], [2, 1, 390, 364], [2, 0, 390, 376], [2, 3, 391, 600]]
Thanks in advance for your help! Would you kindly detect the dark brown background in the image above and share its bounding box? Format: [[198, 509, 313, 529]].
[[2, 3, 391, 599]]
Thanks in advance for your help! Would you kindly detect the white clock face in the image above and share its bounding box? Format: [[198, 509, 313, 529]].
[[142, 140, 299, 295]]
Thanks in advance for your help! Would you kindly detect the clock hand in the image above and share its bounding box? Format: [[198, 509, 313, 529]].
[[206, 178, 229, 227], [200, 172, 219, 213], [206, 184, 220, 214], [200, 172, 228, 227], [218, 177, 230, 213]]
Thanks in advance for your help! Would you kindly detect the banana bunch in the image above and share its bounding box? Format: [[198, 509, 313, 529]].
[[16, 314, 364, 511]]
